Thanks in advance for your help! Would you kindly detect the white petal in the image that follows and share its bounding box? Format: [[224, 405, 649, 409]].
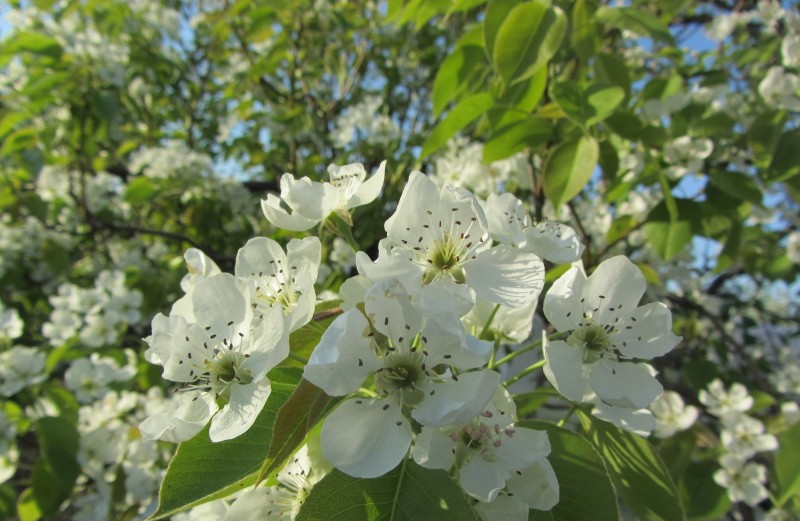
[[507, 459, 560, 511], [191, 274, 251, 342], [465, 245, 544, 308], [412, 426, 455, 470], [494, 428, 551, 472], [588, 360, 662, 409], [460, 457, 507, 502], [261, 193, 318, 232], [584, 256, 645, 325], [234, 236, 285, 278], [364, 279, 422, 347], [543, 266, 586, 332], [303, 310, 381, 396], [287, 236, 322, 288], [224, 489, 273, 520], [282, 174, 340, 220], [484, 192, 528, 246], [339, 275, 373, 311], [210, 378, 272, 442], [348, 160, 386, 208], [524, 221, 584, 264], [612, 303, 681, 359], [422, 312, 490, 369], [543, 340, 592, 402], [321, 397, 412, 478], [414, 278, 475, 317], [384, 171, 441, 239], [474, 494, 529, 521], [139, 390, 217, 443], [591, 401, 655, 436], [412, 370, 500, 426]]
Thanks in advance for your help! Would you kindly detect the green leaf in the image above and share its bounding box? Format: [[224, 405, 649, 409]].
[[708, 171, 762, 206], [150, 368, 301, 519], [522, 421, 619, 521], [2, 31, 63, 58], [596, 7, 674, 44], [421, 93, 494, 158], [484, 0, 524, 64], [31, 417, 80, 516], [543, 136, 599, 208], [747, 110, 787, 169], [16, 489, 42, 521], [578, 411, 686, 521], [493, 2, 566, 85], [483, 117, 553, 162], [551, 81, 624, 127], [124, 177, 158, 203], [571, 0, 599, 61], [594, 53, 631, 97], [775, 421, 800, 506], [643, 220, 692, 261], [432, 45, 486, 117], [256, 378, 334, 484], [296, 459, 480, 521], [496, 66, 548, 111], [678, 462, 731, 521], [767, 128, 800, 182]]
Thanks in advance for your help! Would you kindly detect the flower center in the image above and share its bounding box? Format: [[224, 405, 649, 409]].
[[567, 323, 613, 364], [375, 351, 426, 406], [423, 235, 467, 285], [206, 351, 253, 397]]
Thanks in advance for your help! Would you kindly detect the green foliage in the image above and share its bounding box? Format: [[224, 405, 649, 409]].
[[543, 136, 599, 208], [523, 421, 619, 521], [151, 368, 302, 519], [578, 411, 686, 521], [296, 460, 480, 521]]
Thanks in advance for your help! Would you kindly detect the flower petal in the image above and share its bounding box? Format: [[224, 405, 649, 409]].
[[261, 193, 318, 232], [412, 370, 500, 426], [321, 396, 412, 478], [612, 302, 681, 359], [584, 256, 645, 325], [412, 426, 455, 470], [543, 340, 592, 402], [460, 457, 507, 502], [303, 310, 380, 396], [210, 378, 272, 442], [591, 401, 655, 436], [465, 245, 544, 308], [588, 360, 662, 409], [348, 160, 386, 209]]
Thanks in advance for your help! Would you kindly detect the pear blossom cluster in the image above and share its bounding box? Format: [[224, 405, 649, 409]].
[[42, 270, 144, 348], [699, 379, 779, 506], [141, 237, 320, 442]]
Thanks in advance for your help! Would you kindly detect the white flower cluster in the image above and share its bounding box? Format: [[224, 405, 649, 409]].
[[332, 96, 401, 148], [145, 161, 683, 519], [141, 237, 320, 442], [700, 379, 778, 506], [649, 391, 698, 439], [0, 214, 75, 281], [130, 141, 214, 179], [43, 270, 143, 348], [433, 137, 531, 196]]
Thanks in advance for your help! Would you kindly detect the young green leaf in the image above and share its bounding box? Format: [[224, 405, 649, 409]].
[[296, 459, 480, 521], [492, 1, 566, 85], [421, 93, 494, 158], [542, 136, 599, 208], [578, 411, 686, 521]]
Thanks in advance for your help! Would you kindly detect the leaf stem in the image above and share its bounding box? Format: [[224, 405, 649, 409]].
[[389, 454, 410, 521], [503, 359, 546, 387], [557, 405, 577, 427]]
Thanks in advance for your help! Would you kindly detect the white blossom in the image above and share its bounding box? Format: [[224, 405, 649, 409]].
[[714, 455, 769, 506], [262, 161, 386, 232], [542, 256, 681, 434], [650, 390, 698, 438], [357, 171, 544, 315], [0, 346, 47, 396], [699, 379, 753, 417]]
